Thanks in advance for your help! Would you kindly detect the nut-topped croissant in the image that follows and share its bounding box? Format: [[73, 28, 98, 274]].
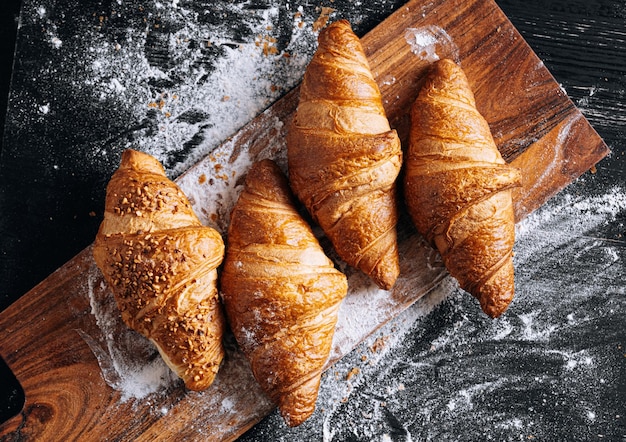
[[404, 59, 522, 318], [220, 159, 348, 427], [93, 149, 226, 390], [287, 19, 403, 290]]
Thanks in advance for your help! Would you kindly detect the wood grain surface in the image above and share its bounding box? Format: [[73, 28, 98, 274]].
[[0, 0, 609, 440]]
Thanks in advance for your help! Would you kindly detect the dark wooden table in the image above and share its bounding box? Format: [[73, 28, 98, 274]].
[[1, 0, 624, 439]]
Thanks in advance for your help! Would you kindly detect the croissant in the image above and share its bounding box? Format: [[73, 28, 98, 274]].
[[93, 149, 226, 390], [404, 59, 522, 318], [220, 159, 348, 427], [287, 19, 403, 290]]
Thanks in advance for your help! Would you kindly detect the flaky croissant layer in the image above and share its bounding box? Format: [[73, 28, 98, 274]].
[[288, 19, 402, 290], [404, 59, 521, 318], [221, 159, 348, 427], [93, 149, 226, 391]]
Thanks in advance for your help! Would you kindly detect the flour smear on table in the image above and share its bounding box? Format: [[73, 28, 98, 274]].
[[85, 4, 313, 176], [27, 0, 325, 176]]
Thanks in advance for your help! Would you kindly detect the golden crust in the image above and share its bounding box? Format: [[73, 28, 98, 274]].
[[404, 59, 521, 318], [93, 149, 226, 390], [288, 19, 402, 290], [221, 159, 347, 427]]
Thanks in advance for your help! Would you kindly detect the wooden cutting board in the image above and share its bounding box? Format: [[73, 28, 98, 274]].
[[0, 0, 609, 440]]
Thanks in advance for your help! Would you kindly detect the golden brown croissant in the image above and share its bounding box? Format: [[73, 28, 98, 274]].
[[93, 149, 226, 390], [287, 19, 403, 290], [220, 159, 348, 427], [404, 59, 522, 318]]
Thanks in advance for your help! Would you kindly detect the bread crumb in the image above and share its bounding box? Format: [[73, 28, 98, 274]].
[[346, 367, 360, 381], [256, 34, 279, 56], [312, 7, 335, 33], [369, 336, 389, 353]]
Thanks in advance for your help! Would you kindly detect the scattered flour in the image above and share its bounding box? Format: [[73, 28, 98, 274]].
[[514, 186, 626, 245], [518, 311, 558, 341], [81, 266, 179, 402], [404, 25, 460, 63], [50, 36, 62, 49], [36, 1, 320, 177]]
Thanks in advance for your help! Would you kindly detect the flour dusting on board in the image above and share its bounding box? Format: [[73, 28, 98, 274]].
[[405, 25, 460, 63], [82, 265, 179, 402], [175, 114, 289, 233]]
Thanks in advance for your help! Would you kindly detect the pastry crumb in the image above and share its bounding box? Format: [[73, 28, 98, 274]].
[[369, 336, 389, 353], [346, 367, 360, 381], [312, 7, 335, 33]]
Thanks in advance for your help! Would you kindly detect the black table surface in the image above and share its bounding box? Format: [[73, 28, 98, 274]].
[[1, 0, 625, 439]]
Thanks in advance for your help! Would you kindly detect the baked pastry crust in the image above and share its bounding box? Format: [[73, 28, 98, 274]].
[[221, 159, 348, 427], [404, 59, 521, 318], [287, 19, 403, 290], [93, 149, 226, 390]]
